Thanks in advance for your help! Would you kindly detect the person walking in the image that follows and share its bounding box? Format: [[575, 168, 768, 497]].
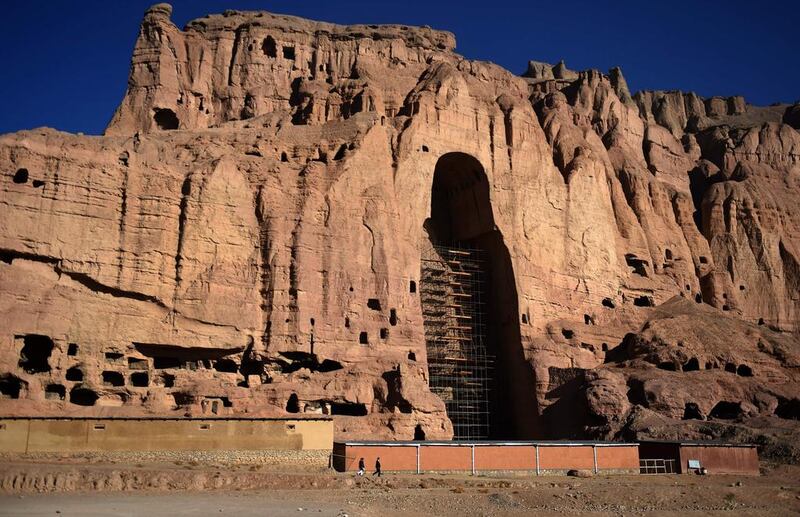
[[373, 456, 382, 477], [357, 457, 365, 476]]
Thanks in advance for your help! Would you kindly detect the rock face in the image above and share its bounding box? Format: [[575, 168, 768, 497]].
[[1, 5, 798, 450]]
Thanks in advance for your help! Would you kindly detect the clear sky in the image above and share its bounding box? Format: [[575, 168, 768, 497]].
[[1, 0, 797, 135]]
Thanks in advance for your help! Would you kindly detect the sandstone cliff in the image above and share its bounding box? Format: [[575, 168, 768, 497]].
[[1, 4, 798, 454]]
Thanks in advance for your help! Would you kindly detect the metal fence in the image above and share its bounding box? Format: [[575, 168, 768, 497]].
[[639, 458, 677, 474]]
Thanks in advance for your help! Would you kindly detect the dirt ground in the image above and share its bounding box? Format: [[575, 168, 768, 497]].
[[1, 459, 799, 516]]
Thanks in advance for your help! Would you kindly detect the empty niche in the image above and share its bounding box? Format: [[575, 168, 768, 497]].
[[102, 371, 125, 387], [380, 328, 389, 339], [409, 280, 417, 293], [130, 372, 149, 387], [159, 373, 175, 388], [407, 351, 416, 361], [584, 314, 594, 325], [683, 357, 700, 371], [45, 384, 66, 400], [330, 402, 367, 416], [521, 313, 528, 324], [172, 392, 194, 407], [65, 366, 84, 382], [105, 352, 124, 364], [32, 180, 44, 188], [699, 256, 708, 264], [775, 398, 800, 420], [709, 401, 742, 420], [695, 293, 703, 303], [344, 317, 350, 328], [282, 45, 296, 60], [12, 168, 29, 184], [601, 298, 616, 308], [359, 332, 369, 345], [414, 424, 426, 440], [724, 363, 737, 373], [758, 318, 765, 326], [561, 328, 574, 339], [633, 296, 654, 307], [367, 298, 382, 311], [18, 335, 54, 374], [0, 374, 25, 399], [736, 364, 753, 377], [262, 36, 277, 57], [682, 402, 704, 420], [625, 254, 649, 276], [214, 359, 238, 373], [389, 309, 398, 326], [67, 343, 79, 356], [286, 393, 300, 413], [128, 357, 148, 370], [665, 249, 673, 260], [69, 387, 98, 406], [153, 108, 179, 130], [280, 151, 289, 162]]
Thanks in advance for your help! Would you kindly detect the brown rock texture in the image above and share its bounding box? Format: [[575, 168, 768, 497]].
[[1, 4, 798, 450]]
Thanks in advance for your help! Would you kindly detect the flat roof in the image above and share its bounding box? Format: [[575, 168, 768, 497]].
[[336, 440, 638, 447], [0, 416, 333, 422], [638, 440, 757, 448]]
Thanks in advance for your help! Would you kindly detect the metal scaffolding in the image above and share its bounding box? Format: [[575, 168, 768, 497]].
[[421, 244, 493, 440]]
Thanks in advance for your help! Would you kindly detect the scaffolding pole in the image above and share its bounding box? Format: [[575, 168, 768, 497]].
[[421, 244, 493, 440]]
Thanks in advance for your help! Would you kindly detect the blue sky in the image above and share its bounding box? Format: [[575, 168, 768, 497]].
[[1, 0, 797, 135]]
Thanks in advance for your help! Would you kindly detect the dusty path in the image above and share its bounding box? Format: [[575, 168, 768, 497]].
[[0, 461, 798, 516]]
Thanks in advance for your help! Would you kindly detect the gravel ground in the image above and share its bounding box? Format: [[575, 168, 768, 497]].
[[0, 456, 798, 516]]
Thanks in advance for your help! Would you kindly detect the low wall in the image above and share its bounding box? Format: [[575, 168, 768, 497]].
[[0, 417, 333, 453], [333, 441, 640, 474]]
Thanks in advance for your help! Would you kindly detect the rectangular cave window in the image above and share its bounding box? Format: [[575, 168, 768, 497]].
[[45, 384, 66, 400], [130, 372, 149, 387], [409, 280, 417, 293], [367, 298, 382, 311], [380, 328, 389, 339], [330, 402, 368, 416], [282, 46, 295, 60], [102, 371, 125, 387], [67, 343, 78, 356], [128, 357, 148, 370], [359, 332, 369, 345], [105, 352, 124, 364]]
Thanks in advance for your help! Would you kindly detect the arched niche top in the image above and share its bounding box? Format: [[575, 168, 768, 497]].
[[428, 152, 494, 244]]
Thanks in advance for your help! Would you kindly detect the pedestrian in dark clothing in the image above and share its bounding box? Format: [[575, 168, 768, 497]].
[[357, 457, 365, 476], [373, 457, 382, 477]]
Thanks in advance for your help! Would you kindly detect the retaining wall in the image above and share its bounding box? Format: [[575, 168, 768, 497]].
[[0, 417, 333, 453]]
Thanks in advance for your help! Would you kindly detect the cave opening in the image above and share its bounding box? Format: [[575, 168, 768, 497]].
[[420, 152, 537, 440], [153, 108, 179, 130], [18, 334, 54, 374]]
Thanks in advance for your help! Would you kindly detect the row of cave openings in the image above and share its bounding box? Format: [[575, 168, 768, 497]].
[[626, 377, 799, 422]]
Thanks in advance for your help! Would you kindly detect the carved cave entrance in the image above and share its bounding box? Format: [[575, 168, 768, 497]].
[[421, 152, 537, 440]]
